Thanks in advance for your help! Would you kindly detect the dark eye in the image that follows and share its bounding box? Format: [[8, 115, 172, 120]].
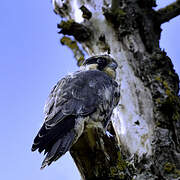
[[97, 58, 106, 65], [97, 58, 107, 70]]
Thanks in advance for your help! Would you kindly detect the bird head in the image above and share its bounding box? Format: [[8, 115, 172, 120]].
[[82, 55, 118, 79]]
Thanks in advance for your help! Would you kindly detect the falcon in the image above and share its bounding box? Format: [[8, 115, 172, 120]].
[[31, 55, 120, 169]]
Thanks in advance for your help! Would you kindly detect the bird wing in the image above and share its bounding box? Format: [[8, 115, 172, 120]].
[[31, 70, 118, 167]]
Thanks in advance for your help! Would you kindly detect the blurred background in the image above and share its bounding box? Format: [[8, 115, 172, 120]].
[[0, 0, 179, 179]]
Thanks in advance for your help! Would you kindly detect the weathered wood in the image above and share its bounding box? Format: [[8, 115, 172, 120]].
[[157, 0, 180, 24], [52, 0, 180, 179], [70, 123, 132, 179]]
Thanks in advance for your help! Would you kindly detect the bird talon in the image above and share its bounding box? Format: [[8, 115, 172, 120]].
[[106, 131, 113, 138]]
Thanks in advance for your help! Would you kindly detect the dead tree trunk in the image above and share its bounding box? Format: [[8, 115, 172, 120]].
[[52, 0, 180, 179]]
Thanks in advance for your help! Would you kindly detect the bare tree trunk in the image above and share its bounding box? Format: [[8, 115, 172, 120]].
[[52, 0, 180, 179]]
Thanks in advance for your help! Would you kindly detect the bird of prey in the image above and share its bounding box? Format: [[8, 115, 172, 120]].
[[31, 55, 120, 169]]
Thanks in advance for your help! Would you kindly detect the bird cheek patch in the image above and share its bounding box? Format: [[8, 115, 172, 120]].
[[104, 67, 116, 79], [86, 64, 98, 70]]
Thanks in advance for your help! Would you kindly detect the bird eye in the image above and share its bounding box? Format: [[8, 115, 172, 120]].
[[97, 58, 106, 65], [96, 58, 107, 71]]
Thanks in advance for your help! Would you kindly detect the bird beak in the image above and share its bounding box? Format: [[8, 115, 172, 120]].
[[107, 61, 118, 70]]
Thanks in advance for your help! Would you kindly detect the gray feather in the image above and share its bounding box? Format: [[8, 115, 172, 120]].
[[32, 69, 120, 168], [41, 130, 75, 169]]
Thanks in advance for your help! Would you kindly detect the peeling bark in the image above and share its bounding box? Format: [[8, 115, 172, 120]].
[[52, 0, 180, 179]]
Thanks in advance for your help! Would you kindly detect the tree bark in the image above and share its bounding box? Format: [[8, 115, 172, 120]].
[[52, 0, 180, 179]]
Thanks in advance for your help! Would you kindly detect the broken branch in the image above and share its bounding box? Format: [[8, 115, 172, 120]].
[[58, 20, 91, 42], [157, 0, 180, 24]]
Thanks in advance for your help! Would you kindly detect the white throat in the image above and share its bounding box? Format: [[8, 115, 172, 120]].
[[80, 64, 98, 71]]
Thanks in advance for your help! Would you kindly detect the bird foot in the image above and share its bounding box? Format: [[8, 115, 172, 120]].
[[106, 131, 113, 138]]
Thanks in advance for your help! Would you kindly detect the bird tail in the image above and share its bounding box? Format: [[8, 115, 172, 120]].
[[40, 130, 75, 169]]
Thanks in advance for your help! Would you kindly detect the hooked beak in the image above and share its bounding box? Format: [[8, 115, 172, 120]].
[[107, 61, 118, 70]]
